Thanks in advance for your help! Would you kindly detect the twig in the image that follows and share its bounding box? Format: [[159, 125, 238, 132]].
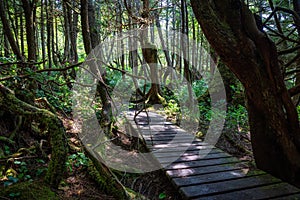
[[263, 6, 300, 27], [0, 62, 82, 82], [265, 26, 299, 44], [0, 156, 38, 163], [0, 136, 16, 145], [0, 60, 46, 67], [106, 65, 146, 80], [278, 45, 300, 55]]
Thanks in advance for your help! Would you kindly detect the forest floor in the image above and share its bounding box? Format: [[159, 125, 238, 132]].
[[0, 111, 253, 200], [59, 116, 182, 200]]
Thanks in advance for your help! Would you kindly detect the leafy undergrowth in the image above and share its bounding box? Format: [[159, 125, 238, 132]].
[[0, 115, 116, 200]]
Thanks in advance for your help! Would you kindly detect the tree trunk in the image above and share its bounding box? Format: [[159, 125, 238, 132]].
[[191, 0, 300, 187], [80, 0, 92, 54], [63, 0, 71, 62], [46, 0, 52, 68], [80, 0, 114, 136], [70, 1, 78, 64], [88, 0, 99, 48], [40, 0, 46, 68], [181, 0, 193, 104], [293, 0, 300, 105], [0, 0, 23, 60], [139, 0, 163, 104], [21, 0, 36, 62]]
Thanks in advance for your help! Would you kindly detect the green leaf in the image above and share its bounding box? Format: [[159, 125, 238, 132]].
[[159, 192, 166, 199], [7, 176, 19, 183], [14, 161, 21, 165], [9, 192, 20, 197]]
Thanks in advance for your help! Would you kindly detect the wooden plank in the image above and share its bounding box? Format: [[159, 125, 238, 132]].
[[141, 131, 180, 135], [149, 141, 212, 150], [153, 148, 223, 158], [166, 162, 248, 178], [156, 152, 234, 164], [144, 137, 196, 145], [149, 144, 217, 153], [192, 183, 300, 200], [137, 127, 186, 134], [143, 133, 194, 140], [270, 192, 300, 199], [180, 174, 282, 198], [172, 169, 265, 187], [165, 157, 240, 170]]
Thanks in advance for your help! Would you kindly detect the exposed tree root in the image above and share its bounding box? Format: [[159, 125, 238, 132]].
[[0, 136, 15, 146], [0, 84, 67, 189]]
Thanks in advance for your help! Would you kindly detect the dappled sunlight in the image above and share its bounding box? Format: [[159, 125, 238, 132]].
[[168, 163, 190, 170], [167, 168, 196, 177]]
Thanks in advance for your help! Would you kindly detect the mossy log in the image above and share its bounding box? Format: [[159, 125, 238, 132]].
[[0, 84, 67, 189], [0, 181, 59, 200], [85, 147, 130, 200]]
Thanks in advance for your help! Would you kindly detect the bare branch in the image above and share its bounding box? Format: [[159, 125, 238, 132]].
[[0, 60, 46, 67], [0, 62, 82, 82], [278, 45, 300, 55], [263, 6, 300, 27]]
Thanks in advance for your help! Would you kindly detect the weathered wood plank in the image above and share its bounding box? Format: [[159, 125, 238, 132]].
[[156, 152, 233, 164], [143, 133, 193, 140], [149, 144, 216, 153], [153, 148, 223, 158], [192, 183, 300, 200], [143, 134, 188, 139], [180, 174, 282, 198], [270, 192, 300, 199], [149, 141, 213, 150], [144, 137, 197, 145], [166, 162, 249, 178], [165, 156, 240, 170], [172, 169, 265, 187]]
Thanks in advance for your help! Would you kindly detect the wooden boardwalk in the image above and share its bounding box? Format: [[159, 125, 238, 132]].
[[125, 111, 300, 200]]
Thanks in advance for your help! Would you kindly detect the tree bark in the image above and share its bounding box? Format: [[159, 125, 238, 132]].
[[21, 0, 36, 62], [46, 0, 52, 68], [0, 0, 23, 60], [81, 0, 113, 132], [191, 0, 300, 187], [293, 0, 300, 105], [80, 0, 92, 54], [40, 0, 46, 68]]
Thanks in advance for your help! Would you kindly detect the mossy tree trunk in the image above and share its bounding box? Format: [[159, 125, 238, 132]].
[[191, 0, 300, 187], [0, 84, 67, 189], [142, 43, 164, 104]]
